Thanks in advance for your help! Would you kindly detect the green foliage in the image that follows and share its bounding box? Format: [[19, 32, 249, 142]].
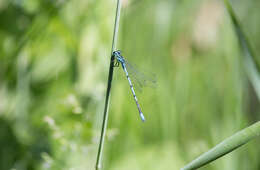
[[0, 0, 259, 170]]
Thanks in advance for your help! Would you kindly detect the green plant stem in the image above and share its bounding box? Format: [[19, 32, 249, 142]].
[[223, 0, 260, 100], [181, 121, 260, 170], [95, 0, 122, 170]]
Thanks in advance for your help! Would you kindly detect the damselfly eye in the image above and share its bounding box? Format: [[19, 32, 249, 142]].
[[114, 50, 121, 55]]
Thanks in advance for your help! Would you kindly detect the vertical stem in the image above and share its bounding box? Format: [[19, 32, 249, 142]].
[[111, 0, 122, 52], [95, 0, 122, 169]]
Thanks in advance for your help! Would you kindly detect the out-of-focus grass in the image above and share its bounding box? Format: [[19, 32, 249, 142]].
[[0, 0, 259, 170]]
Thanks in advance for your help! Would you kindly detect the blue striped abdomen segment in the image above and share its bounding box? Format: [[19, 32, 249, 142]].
[[122, 63, 145, 122]]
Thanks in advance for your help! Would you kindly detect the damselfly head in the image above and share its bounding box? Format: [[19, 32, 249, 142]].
[[113, 50, 121, 55], [113, 50, 125, 63]]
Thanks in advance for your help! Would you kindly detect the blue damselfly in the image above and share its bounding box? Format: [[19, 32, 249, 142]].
[[113, 50, 156, 122]]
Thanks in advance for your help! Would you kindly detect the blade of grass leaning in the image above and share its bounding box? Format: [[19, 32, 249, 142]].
[[224, 0, 260, 100], [95, 0, 122, 170], [181, 121, 260, 170]]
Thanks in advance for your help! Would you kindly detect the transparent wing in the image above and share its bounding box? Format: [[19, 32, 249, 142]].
[[125, 60, 157, 93]]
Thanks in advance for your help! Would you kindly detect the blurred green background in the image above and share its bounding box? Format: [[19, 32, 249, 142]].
[[0, 0, 259, 169]]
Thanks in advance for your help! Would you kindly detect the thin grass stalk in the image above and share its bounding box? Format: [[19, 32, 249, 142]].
[[223, 0, 260, 100], [95, 0, 122, 169], [181, 121, 260, 170]]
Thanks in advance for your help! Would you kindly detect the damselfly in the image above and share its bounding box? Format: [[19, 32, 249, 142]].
[[113, 50, 156, 122]]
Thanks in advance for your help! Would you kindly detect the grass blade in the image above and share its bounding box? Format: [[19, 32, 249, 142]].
[[223, 0, 260, 100], [95, 0, 122, 169], [181, 121, 260, 170]]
